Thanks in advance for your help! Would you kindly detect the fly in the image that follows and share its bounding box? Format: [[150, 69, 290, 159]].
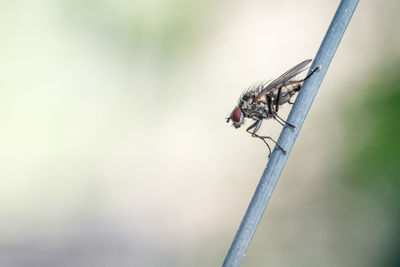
[[226, 59, 320, 157]]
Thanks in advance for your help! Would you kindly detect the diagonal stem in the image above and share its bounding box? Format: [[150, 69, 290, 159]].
[[222, 0, 359, 266]]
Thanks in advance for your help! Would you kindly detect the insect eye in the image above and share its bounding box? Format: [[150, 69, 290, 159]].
[[231, 107, 242, 123]]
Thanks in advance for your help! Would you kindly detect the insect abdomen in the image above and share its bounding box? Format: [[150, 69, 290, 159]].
[[274, 81, 302, 104]]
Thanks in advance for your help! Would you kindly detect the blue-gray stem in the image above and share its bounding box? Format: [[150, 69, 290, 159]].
[[222, 0, 359, 266]]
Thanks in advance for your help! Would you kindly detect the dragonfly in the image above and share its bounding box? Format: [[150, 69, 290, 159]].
[[226, 59, 320, 157]]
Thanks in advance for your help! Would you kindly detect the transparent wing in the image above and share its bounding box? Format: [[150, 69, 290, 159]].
[[245, 79, 272, 95], [260, 59, 312, 94]]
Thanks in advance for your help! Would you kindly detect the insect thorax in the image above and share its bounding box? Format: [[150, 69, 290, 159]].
[[238, 94, 270, 119]]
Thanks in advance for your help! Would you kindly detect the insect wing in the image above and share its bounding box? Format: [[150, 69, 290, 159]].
[[260, 59, 312, 94], [243, 79, 272, 97]]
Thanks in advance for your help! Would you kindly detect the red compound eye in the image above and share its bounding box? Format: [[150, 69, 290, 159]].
[[231, 107, 242, 122]]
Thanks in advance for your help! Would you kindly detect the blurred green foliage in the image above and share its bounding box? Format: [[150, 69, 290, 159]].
[[345, 61, 400, 195], [344, 60, 400, 266], [63, 0, 214, 59]]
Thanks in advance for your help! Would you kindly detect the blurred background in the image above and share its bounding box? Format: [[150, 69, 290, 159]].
[[0, 0, 399, 266]]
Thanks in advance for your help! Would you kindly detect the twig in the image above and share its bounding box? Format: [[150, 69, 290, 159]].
[[222, 0, 359, 266]]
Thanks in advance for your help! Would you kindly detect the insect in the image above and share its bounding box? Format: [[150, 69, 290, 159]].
[[226, 59, 320, 157]]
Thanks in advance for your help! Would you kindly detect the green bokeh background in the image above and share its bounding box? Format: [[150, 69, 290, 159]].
[[343, 61, 400, 267]]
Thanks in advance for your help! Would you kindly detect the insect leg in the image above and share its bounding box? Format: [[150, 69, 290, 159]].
[[273, 116, 285, 127], [300, 65, 320, 83], [286, 66, 320, 106], [246, 120, 287, 156], [253, 133, 287, 156], [275, 114, 297, 128], [273, 115, 294, 128], [246, 120, 259, 133], [258, 136, 287, 155], [261, 139, 272, 157], [246, 120, 272, 156], [267, 95, 274, 114], [275, 87, 283, 112], [246, 119, 264, 136]]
